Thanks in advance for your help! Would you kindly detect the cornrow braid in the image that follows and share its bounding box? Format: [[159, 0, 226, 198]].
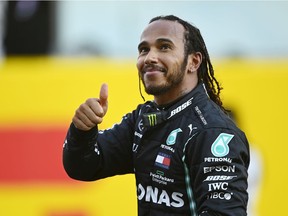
[[149, 15, 227, 112]]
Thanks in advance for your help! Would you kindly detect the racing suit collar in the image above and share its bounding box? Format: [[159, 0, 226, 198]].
[[142, 83, 208, 127], [158, 82, 208, 110]]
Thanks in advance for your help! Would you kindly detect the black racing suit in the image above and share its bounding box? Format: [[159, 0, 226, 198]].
[[63, 83, 250, 216]]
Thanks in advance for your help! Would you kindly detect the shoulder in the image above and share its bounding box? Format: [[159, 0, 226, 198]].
[[186, 124, 249, 167], [191, 98, 249, 143], [194, 98, 235, 130]]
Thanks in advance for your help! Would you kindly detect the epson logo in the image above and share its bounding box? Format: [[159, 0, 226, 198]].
[[137, 184, 184, 208], [168, 97, 193, 119], [203, 165, 235, 174]]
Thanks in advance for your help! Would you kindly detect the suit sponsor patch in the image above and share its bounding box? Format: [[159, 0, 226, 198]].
[[211, 133, 234, 157], [155, 152, 171, 169]]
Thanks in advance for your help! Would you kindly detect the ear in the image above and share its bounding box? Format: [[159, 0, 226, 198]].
[[188, 52, 202, 73]]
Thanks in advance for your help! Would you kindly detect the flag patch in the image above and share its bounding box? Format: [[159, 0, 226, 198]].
[[155, 152, 171, 169]]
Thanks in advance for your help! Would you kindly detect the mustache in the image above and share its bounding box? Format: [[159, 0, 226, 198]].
[[142, 64, 167, 73]]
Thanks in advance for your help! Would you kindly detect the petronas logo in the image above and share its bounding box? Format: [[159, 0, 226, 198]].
[[211, 133, 234, 157], [148, 114, 157, 126], [166, 128, 182, 145]]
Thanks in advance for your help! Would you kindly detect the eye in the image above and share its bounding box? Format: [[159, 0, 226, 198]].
[[160, 44, 171, 51], [138, 46, 149, 54]]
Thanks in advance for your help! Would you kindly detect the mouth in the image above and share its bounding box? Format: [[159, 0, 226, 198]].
[[142, 65, 166, 74]]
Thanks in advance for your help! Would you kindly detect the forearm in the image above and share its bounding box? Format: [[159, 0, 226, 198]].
[[63, 123, 102, 181]]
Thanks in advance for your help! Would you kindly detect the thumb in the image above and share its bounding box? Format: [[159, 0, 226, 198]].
[[99, 83, 108, 115]]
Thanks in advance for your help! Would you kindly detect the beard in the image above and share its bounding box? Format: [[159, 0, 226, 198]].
[[142, 57, 188, 96]]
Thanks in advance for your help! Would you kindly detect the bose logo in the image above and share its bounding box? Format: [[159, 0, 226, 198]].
[[168, 97, 193, 119]]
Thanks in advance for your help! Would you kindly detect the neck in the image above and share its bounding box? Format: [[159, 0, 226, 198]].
[[153, 89, 188, 106], [154, 79, 198, 106]]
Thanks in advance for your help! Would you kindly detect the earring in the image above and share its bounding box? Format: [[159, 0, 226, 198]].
[[189, 67, 195, 73]]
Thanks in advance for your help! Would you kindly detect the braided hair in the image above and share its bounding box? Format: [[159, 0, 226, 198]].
[[149, 15, 226, 112]]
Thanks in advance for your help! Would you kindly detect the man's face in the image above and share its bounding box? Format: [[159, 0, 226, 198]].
[[137, 20, 188, 96]]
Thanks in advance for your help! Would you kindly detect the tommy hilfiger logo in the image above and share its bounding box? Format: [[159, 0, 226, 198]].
[[155, 152, 171, 169]]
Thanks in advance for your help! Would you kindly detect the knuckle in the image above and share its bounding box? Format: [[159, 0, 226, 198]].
[[86, 98, 97, 104], [96, 117, 103, 124], [79, 103, 87, 111]]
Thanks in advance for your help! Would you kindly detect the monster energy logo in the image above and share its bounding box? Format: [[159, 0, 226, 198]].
[[147, 114, 157, 126], [142, 111, 163, 127]]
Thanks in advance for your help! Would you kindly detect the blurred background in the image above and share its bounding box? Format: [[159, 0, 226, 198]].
[[0, 1, 287, 215]]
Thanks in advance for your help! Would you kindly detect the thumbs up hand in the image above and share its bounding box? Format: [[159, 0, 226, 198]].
[[72, 83, 108, 131]]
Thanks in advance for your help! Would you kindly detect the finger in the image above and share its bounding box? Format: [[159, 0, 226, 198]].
[[75, 108, 96, 127], [99, 83, 108, 115], [73, 114, 103, 131], [72, 116, 94, 131], [85, 98, 105, 118], [79, 102, 103, 124]]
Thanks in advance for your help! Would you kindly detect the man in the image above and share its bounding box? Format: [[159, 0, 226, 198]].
[[63, 15, 250, 216]]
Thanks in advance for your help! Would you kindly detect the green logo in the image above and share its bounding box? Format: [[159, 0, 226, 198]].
[[148, 114, 157, 126], [166, 128, 182, 145], [211, 133, 234, 157], [156, 170, 164, 176]]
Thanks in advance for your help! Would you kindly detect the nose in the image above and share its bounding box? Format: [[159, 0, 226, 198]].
[[144, 49, 158, 65]]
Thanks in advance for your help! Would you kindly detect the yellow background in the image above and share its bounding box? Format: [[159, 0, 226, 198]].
[[1, 57, 287, 215]]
